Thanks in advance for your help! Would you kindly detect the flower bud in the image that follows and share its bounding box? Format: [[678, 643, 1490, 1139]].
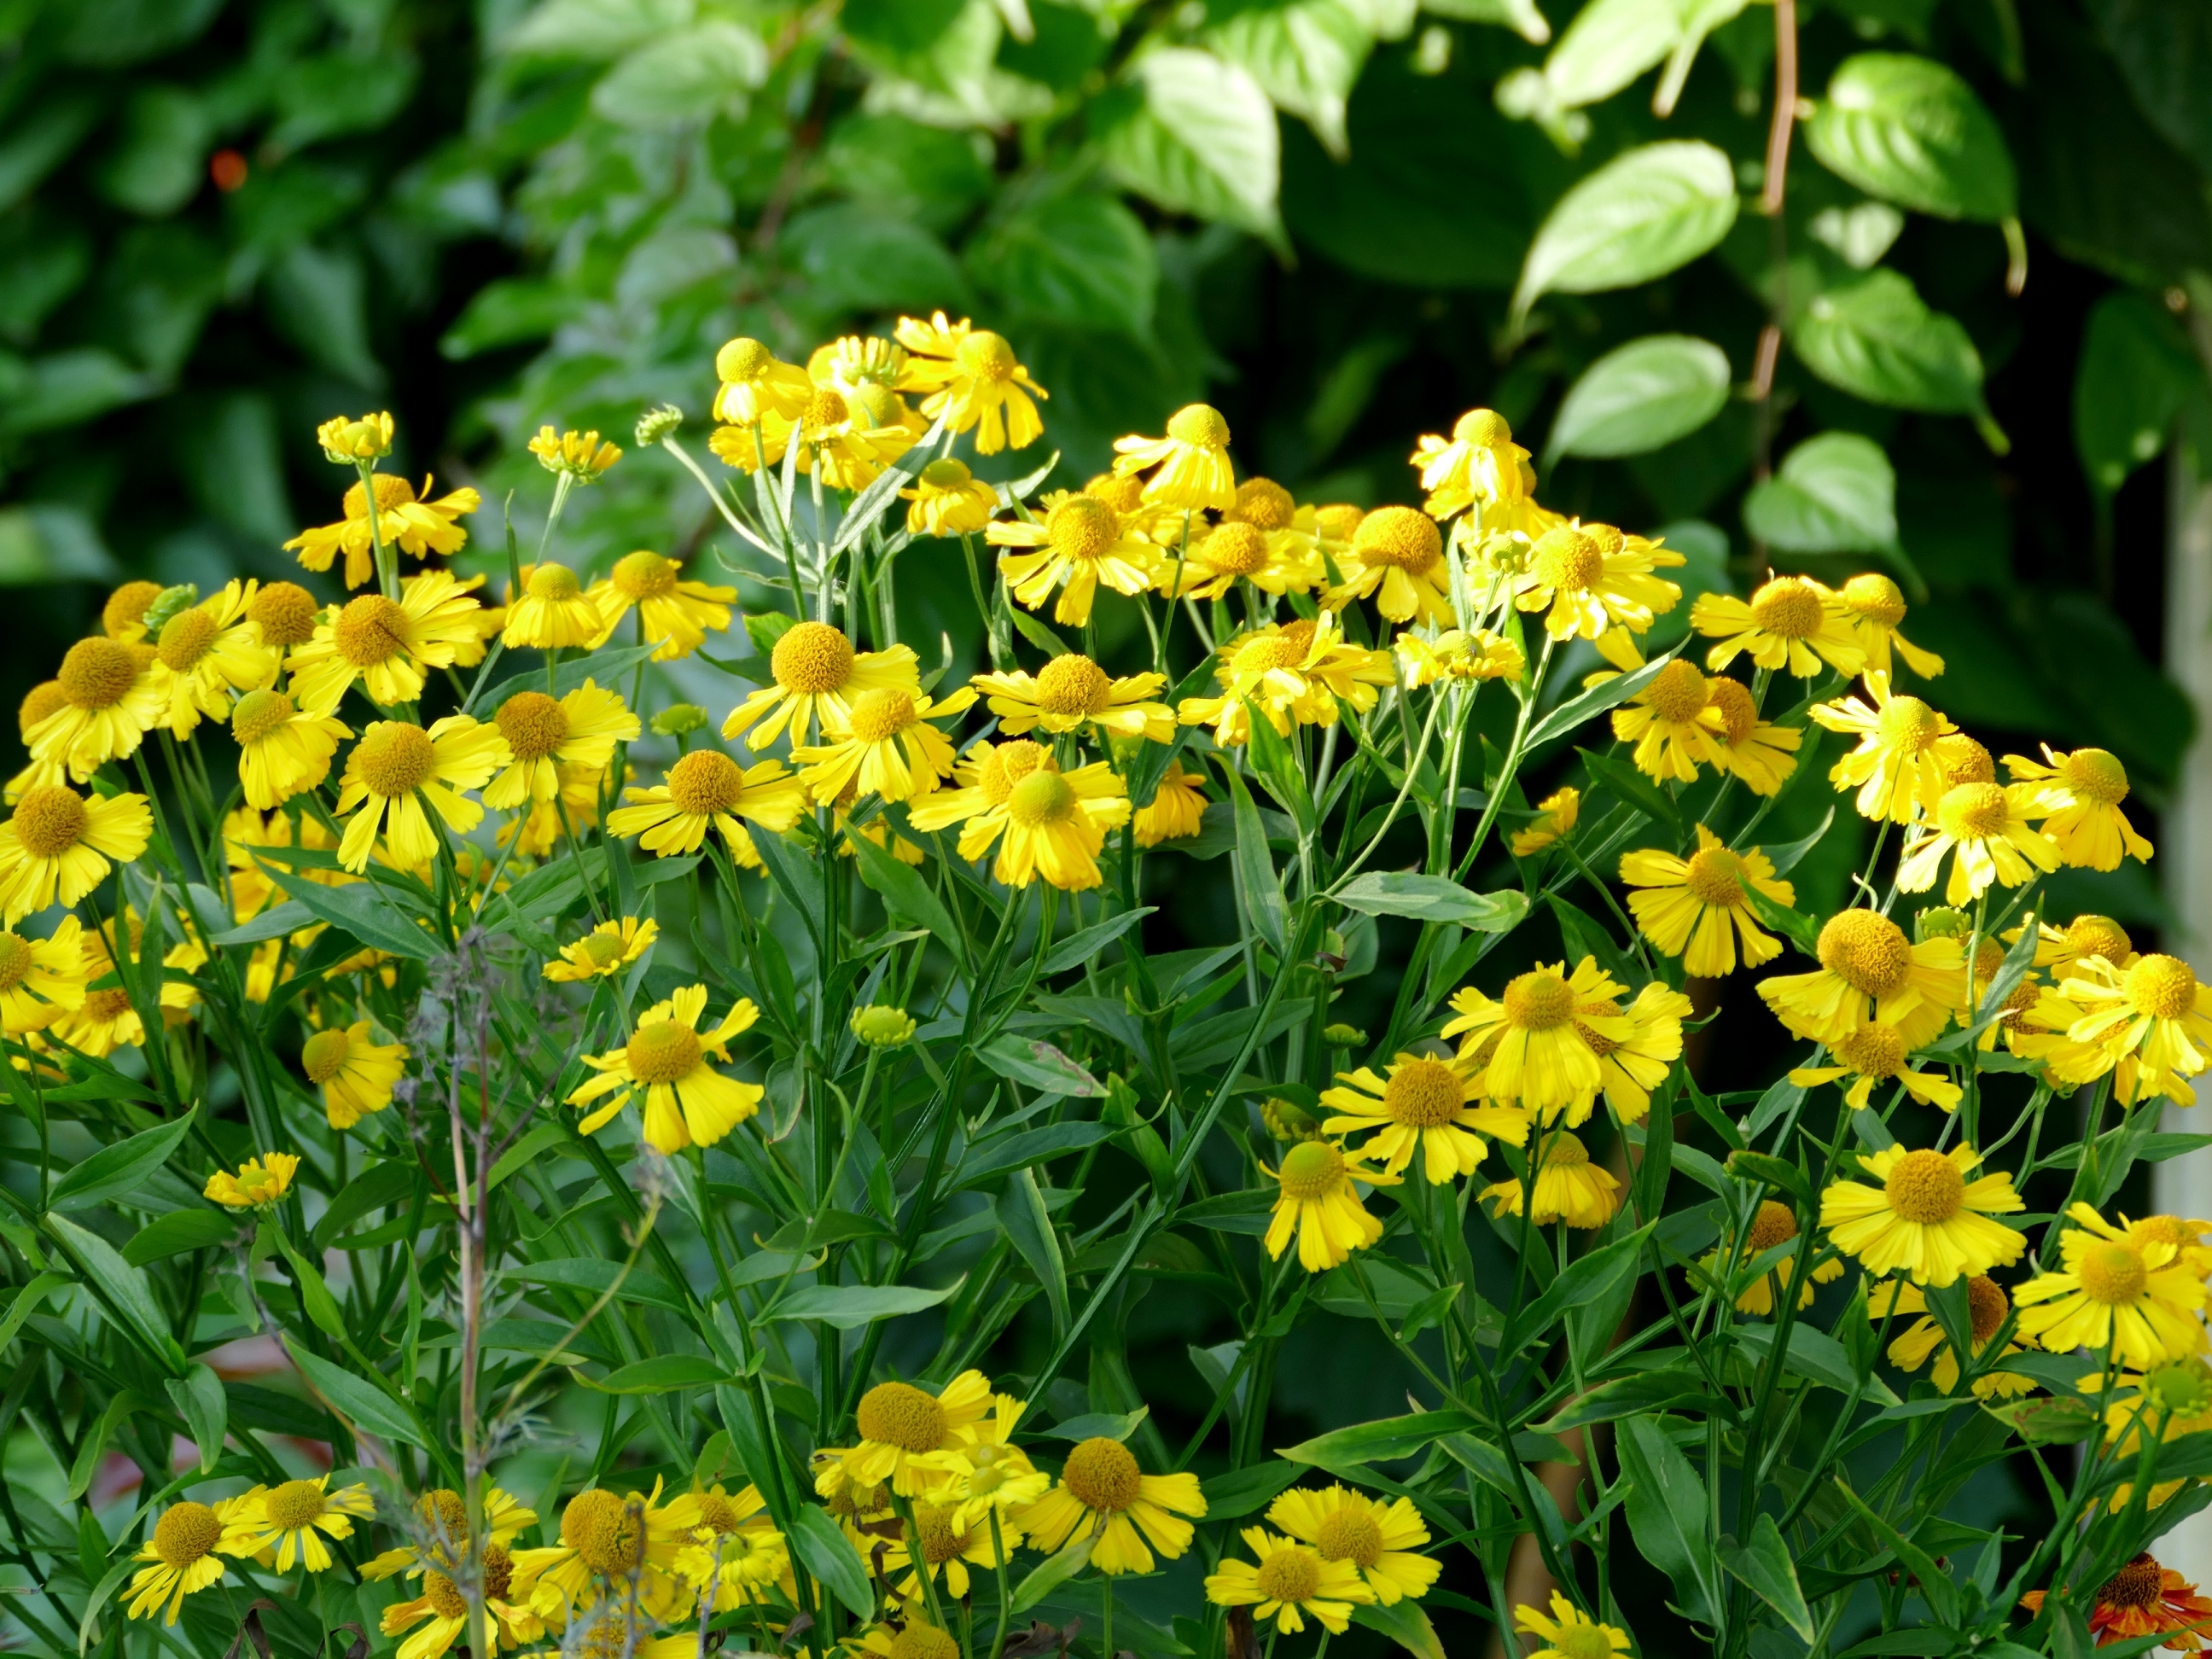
[[650, 703, 709, 738], [635, 405, 684, 445], [139, 584, 201, 637], [850, 1004, 917, 1049], [1322, 1023, 1366, 1047]]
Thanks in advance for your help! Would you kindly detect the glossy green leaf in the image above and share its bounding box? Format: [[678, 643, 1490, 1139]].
[[166, 1363, 226, 1474], [1545, 334, 1732, 463], [1210, 0, 1372, 158], [2073, 289, 2200, 499], [766, 1279, 962, 1330], [1721, 1512, 1814, 1639], [1617, 1414, 1720, 1624], [1333, 873, 1529, 930], [788, 1503, 876, 1617], [49, 1106, 197, 1213], [1103, 49, 1283, 239], [997, 1169, 1069, 1337], [1511, 141, 1739, 328], [1353, 1598, 1450, 1659], [1807, 53, 2017, 222], [1742, 431, 1898, 554], [1225, 765, 1288, 955], [288, 1342, 428, 1448], [975, 191, 1157, 337], [1790, 270, 2002, 446], [977, 1036, 1106, 1098]]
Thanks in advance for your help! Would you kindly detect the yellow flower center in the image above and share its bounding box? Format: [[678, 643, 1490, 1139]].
[[1381, 1057, 1464, 1127], [1817, 910, 1913, 999], [527, 563, 581, 601], [265, 1480, 327, 1531], [1840, 572, 1906, 626], [579, 932, 628, 969], [1502, 969, 1576, 1030], [2126, 954, 2197, 1021], [1234, 634, 1307, 675], [1062, 1436, 1142, 1512], [1747, 1199, 1798, 1252], [562, 1489, 644, 1575], [497, 691, 571, 763], [231, 690, 295, 746], [249, 581, 320, 646], [1314, 504, 1364, 542], [1586, 523, 1626, 556], [156, 608, 220, 672], [856, 1381, 949, 1452], [1045, 496, 1118, 560], [1874, 695, 1941, 753], [847, 687, 917, 743], [1644, 659, 1709, 724], [2081, 1240, 2150, 1305], [1832, 1021, 1906, 1079], [11, 786, 88, 859], [1530, 527, 1604, 592], [1452, 408, 1512, 445], [806, 387, 849, 431], [1883, 1149, 1964, 1225], [344, 473, 418, 520], [1203, 521, 1270, 576], [1936, 782, 2009, 841], [1944, 738, 1995, 787], [958, 331, 1017, 381], [921, 458, 974, 490], [1705, 677, 1757, 745], [1033, 654, 1113, 718], [84, 987, 133, 1022], [2059, 747, 2129, 806], [1229, 477, 1295, 531], [1682, 847, 1745, 907], [334, 595, 412, 667], [154, 1502, 224, 1569], [1966, 1274, 2010, 1343], [697, 1492, 742, 1534], [667, 749, 745, 817], [717, 336, 772, 382], [481, 1544, 514, 1601], [2066, 914, 2132, 963], [626, 1019, 701, 1085], [420, 1488, 469, 1550], [2102, 1556, 2166, 1611], [1085, 472, 1144, 514], [1278, 1138, 1345, 1201], [1255, 1546, 1323, 1605], [1166, 403, 1230, 448], [913, 1502, 969, 1565], [1350, 505, 1441, 573], [2145, 1359, 2212, 1416], [979, 742, 1053, 806], [1573, 998, 1623, 1057], [1540, 1132, 1591, 1168], [58, 637, 138, 709], [771, 620, 855, 695], [1552, 1623, 1615, 1659], [20, 679, 68, 732], [890, 1627, 961, 1659], [0, 932, 32, 992], [355, 724, 436, 798], [1313, 1508, 1382, 1568], [1749, 577, 1825, 639], [103, 579, 162, 638], [302, 1028, 352, 1083], [612, 551, 678, 601], [422, 1570, 464, 1620], [1006, 770, 1077, 827]]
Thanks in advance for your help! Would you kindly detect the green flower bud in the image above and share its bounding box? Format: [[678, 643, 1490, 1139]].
[[141, 584, 200, 637], [1915, 906, 1972, 942], [636, 404, 684, 445], [1261, 1097, 1321, 1142], [850, 1004, 917, 1049], [651, 703, 709, 738], [1322, 1023, 1365, 1048]]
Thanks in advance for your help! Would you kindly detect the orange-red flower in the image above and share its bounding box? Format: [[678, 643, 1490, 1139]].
[[2023, 1554, 2212, 1650]]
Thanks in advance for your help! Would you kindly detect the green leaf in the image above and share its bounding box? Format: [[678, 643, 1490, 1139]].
[[96, 86, 211, 217], [165, 1363, 226, 1475], [849, 826, 967, 966], [1524, 643, 1680, 749], [1514, 1224, 1651, 1352], [977, 190, 1159, 337], [1011, 1534, 1097, 1614], [123, 1208, 236, 1265], [287, 1342, 428, 1448], [263, 865, 434, 960], [787, 1503, 875, 1618], [781, 203, 969, 315], [1616, 1415, 1720, 1624], [268, 1225, 347, 1341], [1333, 873, 1528, 930], [1807, 53, 2017, 222], [1790, 270, 2001, 446], [590, 22, 767, 127], [1511, 141, 1739, 329], [1209, 0, 1372, 158], [582, 1355, 736, 1394], [1200, 1459, 1304, 1520], [998, 1169, 1070, 1338], [1578, 745, 1681, 828], [2073, 290, 2200, 500], [1538, 1369, 1717, 1431], [1278, 1410, 1477, 1470], [1103, 49, 1283, 240], [766, 1279, 962, 1330], [1225, 766, 1288, 955], [68, 1393, 134, 1499], [44, 1214, 183, 1371], [504, 1256, 689, 1313], [0, 1271, 72, 1352], [978, 1035, 1106, 1098], [1720, 1512, 1814, 1639], [1733, 1321, 1900, 1404], [1039, 1407, 1150, 1441], [1039, 907, 1155, 975], [1742, 431, 1898, 554], [1352, 1598, 1449, 1659], [49, 1106, 197, 1213], [1834, 1481, 1959, 1624], [1545, 334, 1732, 463]]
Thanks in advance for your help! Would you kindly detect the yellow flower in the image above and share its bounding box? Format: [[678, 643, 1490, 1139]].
[[1868, 1276, 2032, 1398], [712, 381, 922, 491], [1112, 403, 1237, 512], [360, 1487, 538, 1581], [1178, 616, 1394, 746], [853, 1621, 961, 1659], [1318, 1051, 1531, 1184], [502, 562, 607, 649], [1410, 408, 1531, 522], [288, 571, 488, 712], [484, 684, 637, 810], [146, 580, 282, 736], [2015, 1203, 2208, 1368], [2015, 954, 2212, 1106], [1441, 958, 1633, 1121], [498, 763, 609, 858], [1818, 1143, 2025, 1287], [247, 579, 323, 653], [974, 654, 1173, 743], [903, 457, 1000, 537], [233, 1476, 375, 1571], [285, 472, 479, 591], [2003, 745, 2153, 870], [1809, 672, 1966, 823], [335, 716, 511, 872], [1610, 659, 1730, 783], [1164, 518, 1319, 600], [2094, 1359, 2212, 1510], [123, 1497, 257, 1624], [723, 621, 919, 749], [895, 313, 1048, 453], [1264, 1138, 1399, 1271], [1698, 1199, 1842, 1314], [711, 336, 816, 425], [1758, 908, 1966, 1051], [586, 551, 735, 661], [204, 1151, 299, 1209], [544, 917, 657, 984], [1895, 782, 2060, 905], [824, 1371, 1001, 1500], [990, 491, 1159, 626], [568, 986, 762, 1152], [25, 636, 165, 782], [1621, 827, 1793, 977], [792, 685, 977, 805], [1837, 572, 1944, 677], [1703, 675, 1802, 795], [317, 411, 393, 462], [1571, 979, 1691, 1126], [380, 1544, 543, 1659], [1205, 1528, 1373, 1634], [1395, 626, 1524, 687], [1266, 1485, 1437, 1606], [1512, 522, 1684, 643], [1481, 1130, 1621, 1228], [1515, 1592, 1632, 1659], [1511, 787, 1578, 856], [885, 1499, 1011, 1602], [0, 783, 152, 923], [512, 1481, 696, 1625], [528, 424, 620, 480], [1020, 1435, 1208, 1575], [811, 333, 910, 395], [1134, 759, 1209, 847], [666, 1483, 791, 1610], [0, 916, 88, 1033], [231, 690, 351, 810], [912, 753, 1130, 891], [1691, 575, 1867, 678], [102, 579, 165, 642], [1325, 505, 1452, 625], [303, 1022, 408, 1129], [2029, 911, 2136, 974], [608, 748, 807, 866], [1790, 1016, 1963, 1111]]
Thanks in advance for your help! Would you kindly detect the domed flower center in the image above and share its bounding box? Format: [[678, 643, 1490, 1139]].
[[1704, 678, 1756, 744], [420, 1488, 469, 1548], [356, 724, 437, 797], [1034, 655, 1112, 717], [1644, 660, 1709, 723], [301, 1028, 352, 1083], [1278, 1139, 1345, 1201], [847, 688, 917, 743], [1874, 696, 1940, 753], [667, 749, 745, 817], [1046, 497, 1118, 560], [1352, 506, 1441, 573], [717, 337, 772, 382], [265, 1480, 328, 1531], [103, 580, 162, 638], [2145, 1359, 2212, 1416], [1255, 1546, 1322, 1604], [857, 1382, 948, 1452], [481, 1543, 514, 1601], [1749, 577, 1825, 638], [889, 1626, 961, 1659], [806, 388, 850, 430], [1230, 477, 1295, 531], [2102, 1556, 2166, 1611], [1883, 1149, 1965, 1225], [1006, 771, 1077, 827], [1841, 573, 1906, 626], [334, 595, 412, 667], [1833, 1021, 1906, 1079], [1944, 739, 1995, 787], [2126, 954, 2197, 1021], [1235, 635, 1306, 676], [1572, 998, 1623, 1057], [231, 690, 295, 746], [12, 787, 88, 859], [771, 621, 856, 695], [1936, 783, 2010, 841], [496, 691, 570, 762], [958, 331, 1017, 381], [612, 551, 678, 601], [626, 1020, 701, 1085], [2066, 914, 2132, 964], [850, 385, 902, 428], [1503, 969, 1576, 1031], [563, 1489, 643, 1575], [1966, 1274, 2010, 1343], [250, 582, 320, 646], [1314, 504, 1364, 542], [1817, 910, 1912, 999], [156, 608, 219, 672], [84, 987, 133, 1022], [914, 1502, 969, 1564], [1682, 847, 1744, 907], [1314, 1508, 1382, 1567], [1455, 408, 1512, 445], [1747, 1198, 1798, 1253], [979, 741, 1052, 806], [1586, 523, 1626, 556], [154, 1501, 224, 1569], [19, 680, 67, 732], [1167, 404, 1230, 448], [579, 933, 628, 969], [1204, 521, 1270, 576], [1085, 473, 1144, 514], [1382, 1057, 1464, 1127], [0, 933, 32, 992], [58, 637, 138, 709], [698, 1493, 742, 1534], [1552, 1625, 1615, 1659], [1540, 1132, 1591, 1169], [2060, 747, 2129, 806], [2081, 1240, 2149, 1305], [1530, 527, 1604, 592], [920, 458, 974, 491], [1062, 1436, 1143, 1511], [527, 563, 581, 601]]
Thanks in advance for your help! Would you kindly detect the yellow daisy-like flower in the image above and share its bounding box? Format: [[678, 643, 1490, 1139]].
[[123, 1497, 256, 1625], [1895, 781, 2061, 905], [1319, 1051, 1531, 1184], [585, 551, 735, 662], [712, 381, 923, 492], [853, 1621, 962, 1659], [1179, 615, 1394, 746], [483, 684, 637, 811], [2029, 911, 2137, 975], [1691, 575, 1867, 678], [1809, 671, 1968, 824], [667, 1483, 792, 1610], [360, 1487, 538, 1581], [1441, 958, 1633, 1121], [722, 621, 919, 750], [544, 917, 658, 983], [502, 562, 607, 649], [0, 915, 88, 1033], [1868, 1276, 2033, 1399], [1511, 787, 1578, 856], [912, 752, 1130, 891], [1395, 626, 1524, 687], [233, 1476, 375, 1572], [885, 1499, 1010, 1603], [1621, 826, 1794, 977], [528, 424, 620, 480], [1818, 1143, 2025, 1288], [204, 1151, 299, 1209], [1512, 522, 1684, 643], [904, 457, 1000, 538], [1837, 572, 1944, 678], [1021, 1435, 1208, 1576], [334, 716, 511, 872], [288, 572, 487, 713], [7, 678, 70, 800], [1698, 1200, 1842, 1314], [1165, 518, 1318, 601], [25, 636, 165, 783], [823, 1371, 999, 1500], [302, 1022, 408, 1129], [935, 1419, 1052, 1534], [231, 690, 351, 810], [907, 739, 1054, 852], [895, 313, 1048, 454], [285, 472, 479, 591], [2015, 1202, 2209, 1369], [2094, 1359, 2212, 1511], [791, 685, 976, 805], [812, 333, 910, 395], [317, 410, 393, 462], [102, 579, 164, 643], [568, 986, 762, 1152], [2003, 744, 2154, 870], [1205, 1528, 1374, 1634], [380, 1544, 543, 1659], [0, 783, 153, 924], [1324, 504, 1453, 625], [1266, 1485, 1438, 1606], [607, 748, 807, 866], [247, 580, 322, 652], [1703, 675, 1802, 796], [510, 1481, 697, 1626], [146, 579, 282, 737], [711, 336, 816, 426], [1609, 658, 1727, 783], [1410, 408, 1532, 523], [974, 654, 1173, 743], [1758, 908, 1967, 1051], [1568, 979, 1691, 1126], [1134, 760, 1209, 847], [1790, 1016, 1964, 1112], [1481, 1130, 1621, 1228], [1112, 403, 1236, 511], [1264, 1138, 1400, 1272], [1515, 1592, 1632, 1659], [987, 492, 1160, 626], [2016, 953, 2212, 1107]]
